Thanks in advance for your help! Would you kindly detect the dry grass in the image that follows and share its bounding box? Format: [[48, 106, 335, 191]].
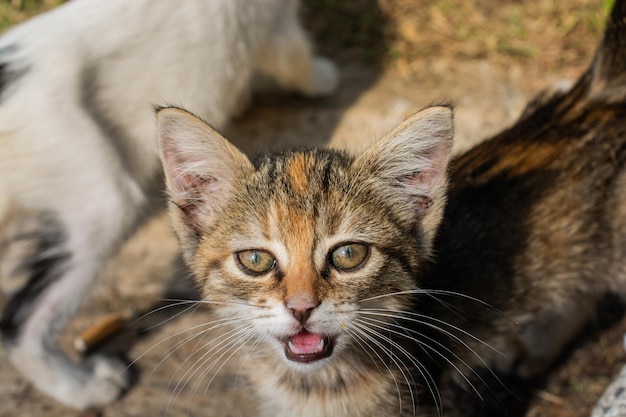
[[304, 0, 611, 79], [386, 0, 611, 70], [0, 0, 63, 32]]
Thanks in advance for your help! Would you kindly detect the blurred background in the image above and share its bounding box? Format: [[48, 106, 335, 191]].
[[0, 1, 620, 417], [1, 0, 611, 73]]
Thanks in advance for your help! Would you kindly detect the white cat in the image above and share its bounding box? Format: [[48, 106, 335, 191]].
[[0, 0, 338, 410]]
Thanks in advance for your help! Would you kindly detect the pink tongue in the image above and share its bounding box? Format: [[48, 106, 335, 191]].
[[289, 330, 323, 354]]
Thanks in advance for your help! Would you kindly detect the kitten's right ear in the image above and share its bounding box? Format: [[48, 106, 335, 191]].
[[156, 107, 253, 247], [353, 106, 454, 252]]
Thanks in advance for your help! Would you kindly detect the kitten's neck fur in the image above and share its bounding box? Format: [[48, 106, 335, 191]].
[[248, 351, 399, 417]]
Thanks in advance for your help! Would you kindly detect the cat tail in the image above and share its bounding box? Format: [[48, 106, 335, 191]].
[[587, 0, 626, 103], [518, 0, 626, 118]]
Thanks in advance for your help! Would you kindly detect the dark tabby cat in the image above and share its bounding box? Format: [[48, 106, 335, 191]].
[[155, 0, 626, 415]]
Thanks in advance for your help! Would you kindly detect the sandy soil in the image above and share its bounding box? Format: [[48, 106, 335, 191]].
[[1, 1, 624, 417]]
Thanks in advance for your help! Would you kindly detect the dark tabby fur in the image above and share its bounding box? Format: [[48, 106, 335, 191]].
[[428, 0, 626, 382], [156, 1, 626, 415]]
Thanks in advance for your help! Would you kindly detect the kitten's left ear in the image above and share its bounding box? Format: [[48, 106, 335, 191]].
[[156, 107, 253, 257], [353, 106, 454, 249]]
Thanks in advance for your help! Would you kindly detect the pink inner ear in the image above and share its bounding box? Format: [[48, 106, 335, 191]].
[[407, 167, 440, 194], [401, 142, 450, 220], [160, 137, 208, 221], [161, 138, 204, 195], [405, 144, 450, 196], [402, 171, 436, 220], [161, 139, 184, 190], [176, 175, 220, 226], [412, 194, 432, 220], [169, 170, 196, 198]]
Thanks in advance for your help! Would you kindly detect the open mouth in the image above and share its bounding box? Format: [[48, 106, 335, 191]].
[[282, 330, 335, 363]]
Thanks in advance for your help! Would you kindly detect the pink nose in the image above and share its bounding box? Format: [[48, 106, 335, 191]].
[[286, 296, 320, 325]]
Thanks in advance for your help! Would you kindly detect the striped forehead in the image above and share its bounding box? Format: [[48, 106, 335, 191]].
[[252, 150, 351, 263], [284, 152, 316, 193], [254, 149, 351, 199], [271, 153, 326, 252]]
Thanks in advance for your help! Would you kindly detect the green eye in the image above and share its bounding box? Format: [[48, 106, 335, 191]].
[[236, 249, 276, 275], [330, 243, 369, 271]]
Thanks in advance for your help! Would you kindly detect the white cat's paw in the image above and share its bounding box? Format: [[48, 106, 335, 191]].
[[304, 56, 339, 97], [72, 355, 130, 409]]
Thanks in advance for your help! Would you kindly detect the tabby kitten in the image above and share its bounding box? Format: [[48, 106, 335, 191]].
[[157, 0, 626, 415], [157, 105, 454, 417]]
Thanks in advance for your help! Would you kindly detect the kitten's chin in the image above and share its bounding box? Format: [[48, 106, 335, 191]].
[[282, 330, 335, 364]]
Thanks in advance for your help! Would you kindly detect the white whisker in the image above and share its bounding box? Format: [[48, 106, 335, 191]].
[[352, 318, 442, 414], [185, 327, 258, 413], [191, 298, 270, 309], [350, 321, 418, 415], [359, 288, 498, 312], [150, 315, 252, 377], [166, 323, 255, 416], [355, 315, 484, 401], [170, 323, 254, 393], [360, 308, 502, 355], [234, 332, 264, 387], [344, 326, 404, 407], [181, 327, 258, 415], [359, 308, 507, 394], [202, 329, 259, 392], [131, 299, 205, 332], [128, 314, 249, 373]]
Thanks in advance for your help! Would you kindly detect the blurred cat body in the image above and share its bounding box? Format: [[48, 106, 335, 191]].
[[0, 0, 338, 409], [156, 1, 626, 415]]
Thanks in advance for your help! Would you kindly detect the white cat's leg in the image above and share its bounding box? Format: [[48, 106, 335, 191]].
[[0, 191, 142, 408], [1, 225, 129, 408], [0, 115, 147, 409], [256, 0, 339, 97]]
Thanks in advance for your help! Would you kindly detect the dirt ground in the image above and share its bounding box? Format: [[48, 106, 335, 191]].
[[1, 1, 624, 416]]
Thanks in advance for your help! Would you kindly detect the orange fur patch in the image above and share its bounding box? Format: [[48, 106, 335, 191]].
[[286, 153, 314, 194]]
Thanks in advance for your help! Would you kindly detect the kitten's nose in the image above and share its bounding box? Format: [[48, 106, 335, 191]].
[[286, 296, 320, 325], [290, 306, 314, 324]]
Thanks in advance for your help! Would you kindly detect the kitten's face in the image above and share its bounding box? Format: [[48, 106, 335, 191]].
[[191, 150, 422, 367], [157, 106, 453, 369]]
